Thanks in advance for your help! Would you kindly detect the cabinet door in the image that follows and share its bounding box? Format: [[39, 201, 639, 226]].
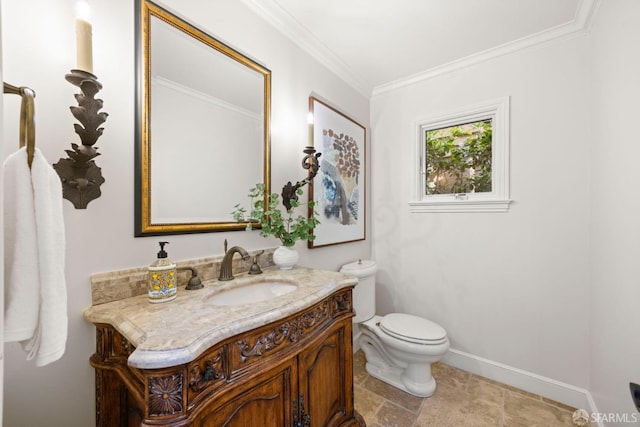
[[194, 360, 296, 427], [298, 323, 350, 427]]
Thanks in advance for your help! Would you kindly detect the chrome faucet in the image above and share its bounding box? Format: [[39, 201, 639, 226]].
[[218, 241, 250, 281]]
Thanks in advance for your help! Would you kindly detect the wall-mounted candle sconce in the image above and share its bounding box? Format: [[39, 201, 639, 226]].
[[53, 1, 107, 209], [281, 114, 321, 210], [281, 145, 321, 211]]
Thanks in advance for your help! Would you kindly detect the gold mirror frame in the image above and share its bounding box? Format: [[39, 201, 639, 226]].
[[135, 0, 271, 236]]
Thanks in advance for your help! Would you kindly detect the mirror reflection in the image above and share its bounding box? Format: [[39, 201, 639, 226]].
[[135, 0, 271, 236]]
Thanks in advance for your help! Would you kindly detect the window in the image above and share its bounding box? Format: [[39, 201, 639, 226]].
[[426, 119, 492, 195], [410, 97, 511, 212]]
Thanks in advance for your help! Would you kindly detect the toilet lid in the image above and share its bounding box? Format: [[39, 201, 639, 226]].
[[340, 259, 377, 278], [379, 313, 447, 344]]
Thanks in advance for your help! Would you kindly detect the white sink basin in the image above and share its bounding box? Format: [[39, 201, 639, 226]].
[[209, 281, 298, 306]]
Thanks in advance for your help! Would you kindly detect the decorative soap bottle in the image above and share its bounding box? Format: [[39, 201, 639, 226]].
[[148, 241, 177, 303]]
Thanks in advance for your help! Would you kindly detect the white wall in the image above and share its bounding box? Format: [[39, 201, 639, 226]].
[[371, 1, 640, 419], [1, 0, 369, 425], [589, 0, 640, 420], [0, 0, 5, 421], [371, 34, 592, 390]]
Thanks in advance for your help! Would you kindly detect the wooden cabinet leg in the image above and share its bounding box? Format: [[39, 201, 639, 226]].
[[95, 368, 127, 427]]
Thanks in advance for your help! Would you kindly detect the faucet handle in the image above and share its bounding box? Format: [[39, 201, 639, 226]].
[[248, 250, 264, 275], [178, 267, 203, 290]]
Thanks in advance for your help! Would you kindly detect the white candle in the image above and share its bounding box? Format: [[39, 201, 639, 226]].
[[307, 112, 314, 145], [75, 1, 93, 73]]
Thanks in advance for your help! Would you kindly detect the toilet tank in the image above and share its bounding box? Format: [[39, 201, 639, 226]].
[[340, 260, 376, 323]]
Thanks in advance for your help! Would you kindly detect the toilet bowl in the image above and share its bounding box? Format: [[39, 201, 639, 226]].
[[340, 260, 449, 397]]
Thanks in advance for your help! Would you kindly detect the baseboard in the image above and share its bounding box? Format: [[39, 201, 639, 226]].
[[442, 348, 599, 417], [585, 392, 605, 427]]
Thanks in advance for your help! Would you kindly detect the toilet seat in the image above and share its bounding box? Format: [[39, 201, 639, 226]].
[[379, 313, 447, 345]]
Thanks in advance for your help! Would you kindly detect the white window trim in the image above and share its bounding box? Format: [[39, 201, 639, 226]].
[[409, 96, 511, 213]]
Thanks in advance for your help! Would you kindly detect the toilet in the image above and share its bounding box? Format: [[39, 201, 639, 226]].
[[341, 260, 449, 397]]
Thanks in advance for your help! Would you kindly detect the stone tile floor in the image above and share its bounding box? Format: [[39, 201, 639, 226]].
[[353, 350, 579, 426]]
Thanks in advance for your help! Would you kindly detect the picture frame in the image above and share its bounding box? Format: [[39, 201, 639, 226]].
[[308, 96, 366, 248]]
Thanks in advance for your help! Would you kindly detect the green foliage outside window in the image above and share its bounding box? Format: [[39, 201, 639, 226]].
[[425, 119, 492, 195]]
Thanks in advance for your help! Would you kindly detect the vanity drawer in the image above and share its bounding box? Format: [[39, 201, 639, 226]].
[[186, 343, 228, 407], [227, 289, 353, 376]]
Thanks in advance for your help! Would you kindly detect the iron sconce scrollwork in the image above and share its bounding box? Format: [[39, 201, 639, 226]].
[[281, 146, 321, 211], [53, 69, 108, 209]]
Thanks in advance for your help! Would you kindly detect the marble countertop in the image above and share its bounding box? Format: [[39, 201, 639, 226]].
[[84, 267, 357, 369]]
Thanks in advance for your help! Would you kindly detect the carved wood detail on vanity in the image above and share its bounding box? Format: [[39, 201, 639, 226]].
[[332, 290, 352, 315], [89, 288, 364, 426], [234, 289, 352, 366], [92, 324, 145, 426], [94, 324, 136, 359], [148, 374, 185, 417], [188, 347, 226, 392], [236, 299, 330, 362]]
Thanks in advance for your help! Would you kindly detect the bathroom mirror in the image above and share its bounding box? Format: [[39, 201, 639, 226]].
[[135, 0, 271, 236]]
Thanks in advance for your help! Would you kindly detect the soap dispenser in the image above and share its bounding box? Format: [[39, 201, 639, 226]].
[[148, 241, 177, 303]]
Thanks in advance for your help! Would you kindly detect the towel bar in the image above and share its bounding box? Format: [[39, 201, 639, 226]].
[[3, 82, 36, 167]]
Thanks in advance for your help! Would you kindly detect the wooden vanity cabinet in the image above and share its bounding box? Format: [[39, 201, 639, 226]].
[[90, 288, 365, 426]]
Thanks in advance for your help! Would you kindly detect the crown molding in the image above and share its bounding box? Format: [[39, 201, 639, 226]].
[[241, 0, 372, 98], [152, 76, 261, 120], [580, 0, 602, 32], [242, 0, 599, 100], [372, 0, 600, 96]]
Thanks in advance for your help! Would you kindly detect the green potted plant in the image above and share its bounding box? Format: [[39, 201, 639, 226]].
[[232, 182, 320, 269]]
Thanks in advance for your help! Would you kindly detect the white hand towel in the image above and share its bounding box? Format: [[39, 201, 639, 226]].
[[4, 147, 40, 342], [4, 147, 68, 366], [26, 148, 67, 366]]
